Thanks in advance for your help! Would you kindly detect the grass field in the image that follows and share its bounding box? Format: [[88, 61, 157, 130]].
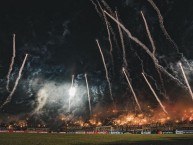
[[0, 133, 193, 145]]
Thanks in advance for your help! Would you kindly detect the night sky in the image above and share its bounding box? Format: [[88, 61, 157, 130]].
[[1, 0, 193, 125]]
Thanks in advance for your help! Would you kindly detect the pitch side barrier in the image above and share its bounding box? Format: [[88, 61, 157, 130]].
[[175, 130, 193, 134], [155, 130, 193, 134], [150, 130, 193, 134], [2, 130, 193, 134], [68, 131, 109, 134], [0, 130, 48, 133], [66, 131, 122, 134], [161, 131, 173, 134]]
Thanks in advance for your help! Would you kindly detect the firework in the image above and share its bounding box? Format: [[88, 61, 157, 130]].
[[141, 11, 167, 99], [147, 0, 178, 52], [97, 1, 115, 74], [104, 13, 114, 68], [71, 75, 74, 88], [85, 73, 92, 115], [115, 11, 127, 68], [93, 1, 120, 62], [96, 39, 114, 102], [90, 0, 102, 18], [142, 72, 168, 114], [104, 10, 185, 88], [123, 67, 142, 111], [1, 54, 28, 109], [141, 11, 156, 54], [6, 34, 16, 92], [101, 0, 113, 15], [99, 2, 113, 56], [179, 62, 193, 100]]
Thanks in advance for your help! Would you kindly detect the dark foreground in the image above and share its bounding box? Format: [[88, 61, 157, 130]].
[[0, 133, 193, 145]]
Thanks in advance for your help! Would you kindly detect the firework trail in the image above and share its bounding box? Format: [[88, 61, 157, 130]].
[[90, 0, 102, 17], [115, 11, 128, 68], [104, 14, 113, 58], [122, 67, 142, 111], [141, 11, 167, 99], [85, 74, 92, 115], [179, 62, 193, 100], [142, 72, 168, 114], [1, 54, 28, 109], [96, 39, 114, 102], [97, 0, 120, 52], [71, 75, 74, 88], [146, 72, 169, 100], [96, 1, 115, 74], [101, 0, 113, 15], [147, 0, 179, 52], [104, 11, 154, 58], [135, 52, 167, 99], [97, 1, 112, 52], [141, 11, 156, 54], [68, 75, 75, 112], [104, 10, 185, 88], [92, 1, 120, 63], [6, 34, 16, 92]]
